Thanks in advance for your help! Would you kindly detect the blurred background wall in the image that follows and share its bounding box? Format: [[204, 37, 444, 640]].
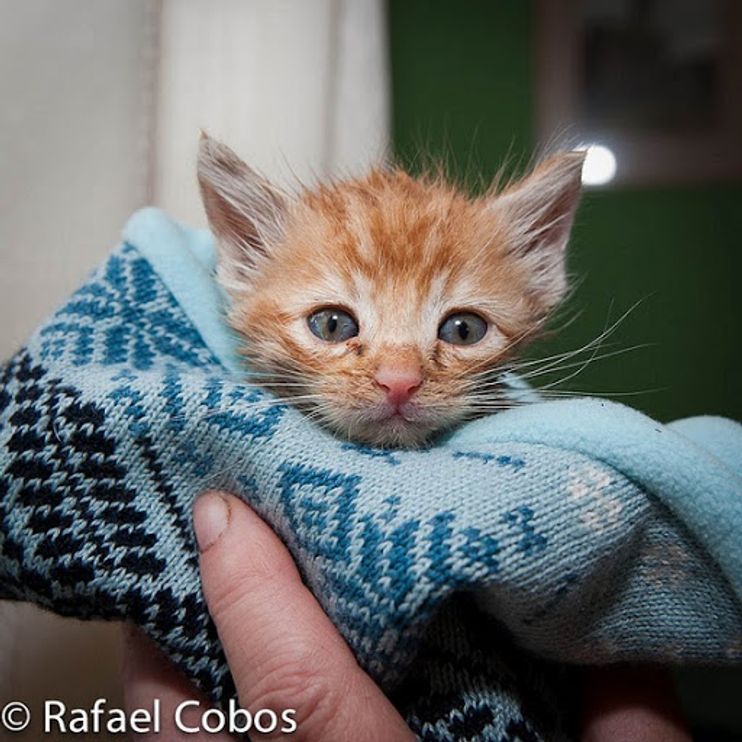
[[0, 0, 157, 366], [0, 0, 739, 739]]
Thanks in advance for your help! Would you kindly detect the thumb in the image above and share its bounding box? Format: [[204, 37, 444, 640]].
[[193, 491, 413, 742]]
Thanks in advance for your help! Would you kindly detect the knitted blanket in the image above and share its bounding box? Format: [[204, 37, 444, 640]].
[[1, 208, 740, 741]]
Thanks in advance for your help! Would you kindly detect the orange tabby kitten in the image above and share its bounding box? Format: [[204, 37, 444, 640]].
[[197, 134, 584, 448]]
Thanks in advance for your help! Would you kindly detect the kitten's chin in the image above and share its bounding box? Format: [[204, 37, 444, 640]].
[[311, 397, 465, 449], [372, 421, 432, 448], [328, 412, 442, 449], [356, 424, 432, 449]]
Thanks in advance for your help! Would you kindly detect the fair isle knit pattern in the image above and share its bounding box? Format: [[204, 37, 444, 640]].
[[1, 241, 740, 741]]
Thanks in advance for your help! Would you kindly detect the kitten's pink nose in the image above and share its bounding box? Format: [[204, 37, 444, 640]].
[[374, 363, 423, 408]]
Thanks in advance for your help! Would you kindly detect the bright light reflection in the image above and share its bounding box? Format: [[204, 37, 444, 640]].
[[577, 143, 617, 186]]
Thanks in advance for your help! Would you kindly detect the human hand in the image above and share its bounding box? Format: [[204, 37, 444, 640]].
[[122, 491, 413, 741], [580, 664, 692, 742]]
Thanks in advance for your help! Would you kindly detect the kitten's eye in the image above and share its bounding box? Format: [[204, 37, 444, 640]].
[[438, 312, 487, 346], [307, 308, 359, 343]]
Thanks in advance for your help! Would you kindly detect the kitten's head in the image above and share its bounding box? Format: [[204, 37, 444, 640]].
[[198, 135, 583, 447]]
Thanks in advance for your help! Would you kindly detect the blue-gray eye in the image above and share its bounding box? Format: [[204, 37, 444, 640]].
[[438, 312, 487, 345], [307, 308, 359, 342]]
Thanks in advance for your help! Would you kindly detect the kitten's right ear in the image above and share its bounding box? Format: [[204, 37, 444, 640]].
[[489, 151, 585, 312], [197, 134, 288, 287]]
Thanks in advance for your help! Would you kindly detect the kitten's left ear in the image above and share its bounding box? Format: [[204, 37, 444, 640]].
[[491, 151, 585, 310], [197, 133, 289, 289]]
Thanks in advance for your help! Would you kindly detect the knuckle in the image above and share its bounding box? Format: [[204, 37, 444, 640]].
[[206, 571, 253, 621], [249, 641, 343, 735]]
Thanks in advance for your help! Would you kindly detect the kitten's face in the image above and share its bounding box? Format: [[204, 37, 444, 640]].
[[198, 137, 583, 447]]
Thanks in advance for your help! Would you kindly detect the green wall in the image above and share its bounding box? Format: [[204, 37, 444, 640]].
[[389, 0, 741, 421]]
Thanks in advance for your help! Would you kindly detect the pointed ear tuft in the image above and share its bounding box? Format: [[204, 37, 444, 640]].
[[492, 151, 585, 310], [197, 134, 288, 290]]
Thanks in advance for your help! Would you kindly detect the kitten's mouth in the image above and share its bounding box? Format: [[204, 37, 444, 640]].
[[367, 411, 432, 445], [322, 400, 445, 448], [369, 403, 439, 436], [373, 403, 419, 424], [384, 409, 412, 422]]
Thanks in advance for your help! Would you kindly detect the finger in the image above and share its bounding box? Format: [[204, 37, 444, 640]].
[[121, 624, 235, 741], [580, 665, 691, 742], [193, 491, 413, 742]]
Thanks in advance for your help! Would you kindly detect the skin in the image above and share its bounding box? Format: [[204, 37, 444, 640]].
[[580, 665, 691, 742], [121, 492, 691, 742]]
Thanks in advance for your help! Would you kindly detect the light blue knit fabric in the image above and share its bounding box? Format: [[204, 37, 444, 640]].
[[128, 207, 742, 606], [1, 208, 740, 741]]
